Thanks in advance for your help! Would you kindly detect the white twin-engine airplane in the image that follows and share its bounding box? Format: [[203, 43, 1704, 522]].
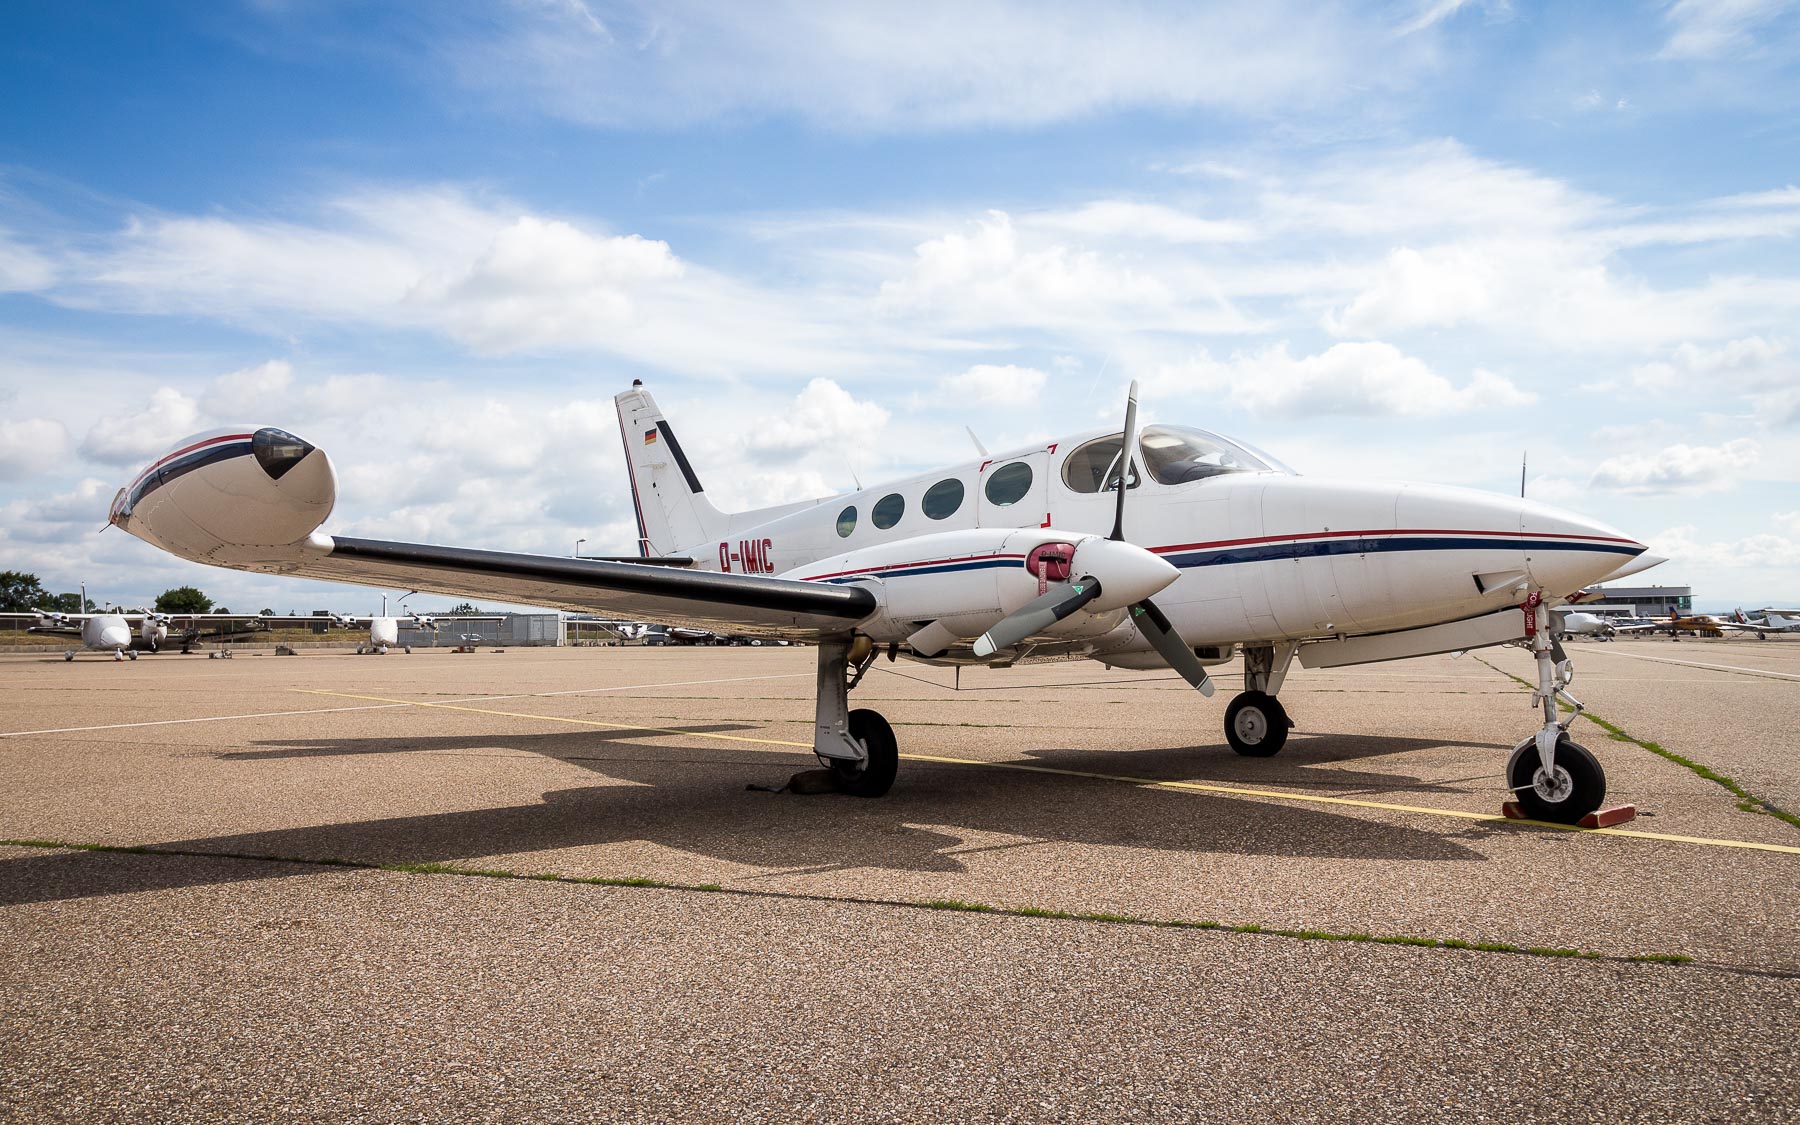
[[326, 596, 501, 654], [7, 606, 289, 661], [107, 381, 1663, 824]]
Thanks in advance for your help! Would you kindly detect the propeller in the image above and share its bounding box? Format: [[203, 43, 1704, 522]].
[[971, 380, 1213, 696], [973, 577, 1103, 658]]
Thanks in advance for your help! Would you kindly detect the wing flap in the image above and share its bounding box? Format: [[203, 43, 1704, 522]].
[[284, 536, 875, 639]]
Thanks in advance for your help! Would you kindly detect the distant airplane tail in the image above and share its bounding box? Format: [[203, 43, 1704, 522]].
[[614, 382, 827, 563]]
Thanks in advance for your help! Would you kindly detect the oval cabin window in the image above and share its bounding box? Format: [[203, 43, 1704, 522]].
[[984, 462, 1033, 507], [836, 505, 857, 537], [872, 493, 905, 529], [921, 478, 964, 520]]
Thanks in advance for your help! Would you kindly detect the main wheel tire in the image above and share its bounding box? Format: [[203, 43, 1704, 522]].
[[825, 708, 898, 797], [127, 651, 137, 660], [1225, 691, 1290, 757], [64, 651, 74, 662], [1508, 735, 1605, 824]]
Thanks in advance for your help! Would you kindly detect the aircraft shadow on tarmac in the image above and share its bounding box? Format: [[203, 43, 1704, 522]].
[[0, 726, 1499, 907]]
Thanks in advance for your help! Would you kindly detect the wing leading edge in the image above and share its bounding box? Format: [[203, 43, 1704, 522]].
[[284, 536, 877, 640]]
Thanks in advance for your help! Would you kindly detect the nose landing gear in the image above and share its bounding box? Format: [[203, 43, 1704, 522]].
[[1507, 592, 1606, 824]]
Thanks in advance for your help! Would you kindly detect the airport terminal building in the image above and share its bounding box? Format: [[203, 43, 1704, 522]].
[[1578, 584, 1693, 618]]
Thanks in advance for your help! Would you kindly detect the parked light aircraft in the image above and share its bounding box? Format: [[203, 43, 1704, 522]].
[[1552, 608, 1616, 640], [1611, 610, 1787, 639], [324, 596, 503, 654], [3, 606, 288, 660], [1757, 609, 1800, 632], [106, 384, 1665, 823]]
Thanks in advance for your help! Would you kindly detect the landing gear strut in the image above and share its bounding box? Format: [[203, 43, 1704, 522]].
[[812, 635, 896, 796], [1506, 592, 1606, 824], [1225, 643, 1296, 757]]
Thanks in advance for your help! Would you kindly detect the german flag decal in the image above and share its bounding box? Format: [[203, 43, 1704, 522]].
[[643, 429, 659, 445]]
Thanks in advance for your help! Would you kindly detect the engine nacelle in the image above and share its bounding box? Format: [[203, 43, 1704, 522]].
[[785, 527, 1159, 647], [110, 427, 336, 569]]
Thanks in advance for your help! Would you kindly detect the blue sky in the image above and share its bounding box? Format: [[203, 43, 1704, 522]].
[[2, 0, 1798, 613]]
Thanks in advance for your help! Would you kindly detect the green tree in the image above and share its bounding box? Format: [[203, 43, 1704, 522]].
[[260, 608, 275, 616], [214, 606, 231, 615], [154, 586, 214, 614], [48, 592, 95, 613], [0, 571, 53, 612], [449, 602, 480, 615]]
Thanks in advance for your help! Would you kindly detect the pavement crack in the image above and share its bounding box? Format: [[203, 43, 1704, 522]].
[[5, 837, 1767, 978]]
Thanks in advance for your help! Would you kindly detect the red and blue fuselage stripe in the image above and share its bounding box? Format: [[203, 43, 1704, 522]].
[[125, 433, 256, 510], [804, 530, 1643, 584]]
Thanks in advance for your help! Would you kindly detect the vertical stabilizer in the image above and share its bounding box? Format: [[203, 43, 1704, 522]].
[[614, 382, 729, 557]]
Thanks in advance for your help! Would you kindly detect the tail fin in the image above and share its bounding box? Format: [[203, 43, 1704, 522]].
[[614, 382, 729, 557]]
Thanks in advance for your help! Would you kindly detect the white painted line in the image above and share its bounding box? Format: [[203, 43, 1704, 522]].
[[0, 671, 814, 740], [0, 703, 413, 739], [1578, 648, 1800, 683]]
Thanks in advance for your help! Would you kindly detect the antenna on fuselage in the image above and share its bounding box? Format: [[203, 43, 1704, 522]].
[[965, 427, 989, 457], [1520, 451, 1527, 498]]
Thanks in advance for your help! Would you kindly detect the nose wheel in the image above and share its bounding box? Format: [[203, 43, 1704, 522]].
[[1224, 690, 1290, 756], [1507, 734, 1605, 822], [1514, 591, 1608, 824]]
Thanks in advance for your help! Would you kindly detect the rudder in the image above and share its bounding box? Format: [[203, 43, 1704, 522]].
[[614, 382, 728, 557]]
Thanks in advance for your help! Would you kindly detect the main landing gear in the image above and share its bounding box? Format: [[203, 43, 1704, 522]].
[[1506, 593, 1606, 824], [811, 635, 896, 797], [1225, 643, 1297, 757]]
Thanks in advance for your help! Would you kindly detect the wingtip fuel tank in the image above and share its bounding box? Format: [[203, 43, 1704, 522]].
[[110, 427, 336, 569]]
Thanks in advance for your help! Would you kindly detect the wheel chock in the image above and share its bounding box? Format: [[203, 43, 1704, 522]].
[[1501, 802, 1637, 828], [1578, 804, 1637, 828]]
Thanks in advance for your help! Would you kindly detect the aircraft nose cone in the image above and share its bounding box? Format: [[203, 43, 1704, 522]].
[[1072, 536, 1180, 611], [100, 625, 132, 649], [1521, 500, 1647, 593]]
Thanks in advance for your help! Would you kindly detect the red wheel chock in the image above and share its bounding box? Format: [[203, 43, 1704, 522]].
[[1502, 802, 1638, 828]]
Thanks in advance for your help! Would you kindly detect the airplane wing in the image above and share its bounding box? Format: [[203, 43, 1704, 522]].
[[2, 612, 84, 636], [267, 536, 874, 640]]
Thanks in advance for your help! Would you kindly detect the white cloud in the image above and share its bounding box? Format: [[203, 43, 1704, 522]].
[[1658, 0, 1800, 60], [1323, 246, 1496, 336], [412, 217, 685, 352], [742, 378, 890, 463], [1649, 524, 1797, 569], [0, 418, 71, 481], [1035, 201, 1255, 245], [0, 231, 55, 291], [938, 364, 1048, 406], [1147, 341, 1535, 418], [200, 359, 295, 419], [432, 2, 1433, 131], [1632, 336, 1788, 390], [78, 388, 201, 465], [1589, 438, 1760, 494], [876, 210, 1255, 336]]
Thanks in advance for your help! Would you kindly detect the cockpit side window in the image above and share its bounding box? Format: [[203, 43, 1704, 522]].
[[1139, 425, 1281, 485], [1060, 434, 1141, 494]]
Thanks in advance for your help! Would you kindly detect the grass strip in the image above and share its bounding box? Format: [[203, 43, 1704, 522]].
[[1473, 655, 1800, 831], [1, 837, 1692, 967]]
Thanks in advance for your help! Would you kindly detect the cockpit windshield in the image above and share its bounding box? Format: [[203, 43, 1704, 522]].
[[1137, 425, 1290, 484]]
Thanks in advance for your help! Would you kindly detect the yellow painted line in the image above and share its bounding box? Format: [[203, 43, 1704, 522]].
[[294, 689, 1800, 856]]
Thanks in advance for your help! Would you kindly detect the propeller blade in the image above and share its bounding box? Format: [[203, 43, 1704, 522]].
[[1109, 379, 1140, 542], [973, 577, 1104, 658], [1130, 598, 1214, 696]]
